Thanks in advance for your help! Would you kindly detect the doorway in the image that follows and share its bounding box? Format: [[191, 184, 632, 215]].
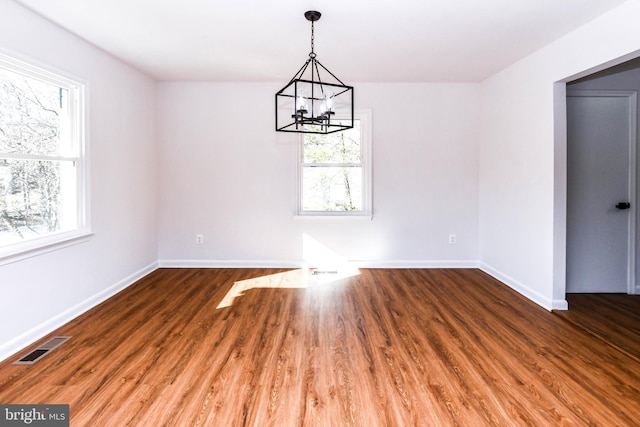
[[566, 90, 637, 293]]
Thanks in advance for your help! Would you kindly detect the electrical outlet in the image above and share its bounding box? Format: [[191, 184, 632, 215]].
[[195, 234, 204, 244], [448, 234, 456, 244]]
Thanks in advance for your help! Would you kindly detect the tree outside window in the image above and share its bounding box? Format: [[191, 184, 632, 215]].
[[299, 114, 371, 216], [0, 57, 84, 250]]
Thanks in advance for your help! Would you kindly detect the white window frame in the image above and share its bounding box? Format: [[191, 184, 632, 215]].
[[0, 51, 90, 265], [295, 110, 372, 219]]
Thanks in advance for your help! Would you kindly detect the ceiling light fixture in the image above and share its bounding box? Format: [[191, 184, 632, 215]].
[[275, 11, 354, 134]]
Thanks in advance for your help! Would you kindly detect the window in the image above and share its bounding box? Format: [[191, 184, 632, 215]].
[[298, 111, 371, 217], [0, 53, 87, 261]]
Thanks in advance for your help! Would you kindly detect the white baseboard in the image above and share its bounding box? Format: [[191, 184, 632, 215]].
[[157, 259, 303, 269], [480, 263, 568, 311], [157, 259, 481, 269], [0, 261, 158, 363], [354, 260, 481, 269], [551, 299, 569, 311]]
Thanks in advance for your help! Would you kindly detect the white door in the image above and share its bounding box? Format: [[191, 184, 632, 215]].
[[566, 90, 636, 293]]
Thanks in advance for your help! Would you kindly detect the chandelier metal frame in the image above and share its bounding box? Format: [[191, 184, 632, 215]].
[[275, 11, 354, 134]]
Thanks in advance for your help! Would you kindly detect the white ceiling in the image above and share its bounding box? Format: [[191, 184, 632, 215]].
[[13, 0, 631, 82]]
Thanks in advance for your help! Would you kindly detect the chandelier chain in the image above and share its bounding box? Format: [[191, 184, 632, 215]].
[[310, 21, 315, 58]]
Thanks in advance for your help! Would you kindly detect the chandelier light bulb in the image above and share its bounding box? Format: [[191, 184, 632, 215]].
[[325, 92, 334, 112], [296, 91, 308, 112]]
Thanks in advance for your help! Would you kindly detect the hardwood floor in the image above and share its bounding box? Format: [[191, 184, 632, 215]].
[[554, 293, 640, 364], [1, 268, 640, 426]]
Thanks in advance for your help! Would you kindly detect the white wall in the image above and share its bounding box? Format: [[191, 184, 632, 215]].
[[478, 0, 640, 309], [0, 1, 158, 361], [157, 83, 480, 267]]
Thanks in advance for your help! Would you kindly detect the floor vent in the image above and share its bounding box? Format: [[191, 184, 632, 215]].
[[312, 270, 338, 275], [13, 336, 71, 365]]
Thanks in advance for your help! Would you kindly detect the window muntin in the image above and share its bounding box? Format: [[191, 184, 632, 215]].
[[299, 114, 371, 216], [0, 54, 86, 256]]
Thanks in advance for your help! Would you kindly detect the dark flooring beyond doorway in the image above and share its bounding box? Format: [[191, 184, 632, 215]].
[[555, 293, 640, 363]]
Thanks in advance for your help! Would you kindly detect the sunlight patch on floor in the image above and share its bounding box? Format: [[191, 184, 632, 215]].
[[303, 233, 360, 284], [216, 234, 360, 309]]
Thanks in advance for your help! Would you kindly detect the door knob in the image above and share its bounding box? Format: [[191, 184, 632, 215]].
[[616, 202, 631, 210]]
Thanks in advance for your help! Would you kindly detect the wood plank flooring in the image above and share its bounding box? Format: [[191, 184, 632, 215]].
[[554, 293, 640, 364], [1, 268, 640, 426]]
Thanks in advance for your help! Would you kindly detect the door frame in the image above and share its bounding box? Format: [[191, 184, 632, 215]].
[[566, 89, 637, 295]]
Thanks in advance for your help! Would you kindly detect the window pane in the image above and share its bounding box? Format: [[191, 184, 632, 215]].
[[0, 159, 76, 246], [302, 166, 362, 211], [303, 120, 361, 164], [0, 67, 70, 156]]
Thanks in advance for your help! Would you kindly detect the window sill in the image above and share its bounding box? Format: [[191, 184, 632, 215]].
[[294, 214, 373, 221], [0, 230, 93, 267]]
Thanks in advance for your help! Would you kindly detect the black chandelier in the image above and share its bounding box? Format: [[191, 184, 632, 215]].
[[275, 11, 354, 134]]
